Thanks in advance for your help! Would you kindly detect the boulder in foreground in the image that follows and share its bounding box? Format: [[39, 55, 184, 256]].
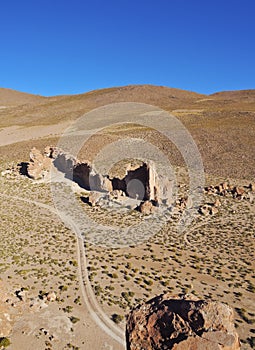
[[126, 293, 240, 350]]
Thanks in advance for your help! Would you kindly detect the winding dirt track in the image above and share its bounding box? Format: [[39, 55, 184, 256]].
[[1, 193, 126, 349]]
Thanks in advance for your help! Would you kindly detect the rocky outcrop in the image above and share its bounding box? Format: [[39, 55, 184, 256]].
[[204, 181, 255, 201], [97, 174, 113, 192], [27, 147, 52, 180], [24, 147, 174, 209], [198, 203, 219, 216], [126, 293, 240, 350], [232, 186, 245, 199], [112, 161, 173, 205], [53, 149, 77, 178]]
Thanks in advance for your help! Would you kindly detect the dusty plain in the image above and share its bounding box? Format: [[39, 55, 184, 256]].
[[0, 85, 254, 349]]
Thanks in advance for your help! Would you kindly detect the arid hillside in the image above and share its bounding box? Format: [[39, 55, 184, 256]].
[[0, 84, 254, 179], [0, 85, 254, 349], [0, 88, 46, 106]]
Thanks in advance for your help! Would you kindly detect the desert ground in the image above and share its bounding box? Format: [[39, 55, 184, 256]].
[[0, 85, 254, 349]]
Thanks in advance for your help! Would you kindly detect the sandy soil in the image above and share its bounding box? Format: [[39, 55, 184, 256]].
[[0, 122, 71, 147], [1, 158, 254, 349], [0, 85, 254, 349]]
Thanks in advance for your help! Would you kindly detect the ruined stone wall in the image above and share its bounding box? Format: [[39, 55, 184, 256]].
[[52, 151, 77, 179], [73, 163, 92, 189], [112, 164, 150, 200], [26, 146, 173, 206]]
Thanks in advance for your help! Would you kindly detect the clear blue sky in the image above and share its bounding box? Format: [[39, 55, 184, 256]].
[[1, 0, 254, 96]]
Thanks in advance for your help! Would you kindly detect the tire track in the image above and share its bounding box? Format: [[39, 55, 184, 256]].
[[0, 193, 125, 348]]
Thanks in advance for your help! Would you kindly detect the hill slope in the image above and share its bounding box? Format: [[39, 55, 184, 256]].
[[0, 84, 254, 179], [0, 88, 46, 107]]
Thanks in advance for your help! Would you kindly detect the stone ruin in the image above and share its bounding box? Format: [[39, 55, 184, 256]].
[[126, 293, 240, 350], [25, 147, 174, 212], [19, 147, 255, 216]]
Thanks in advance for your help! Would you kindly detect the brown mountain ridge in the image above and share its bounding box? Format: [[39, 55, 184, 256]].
[[0, 84, 254, 179]]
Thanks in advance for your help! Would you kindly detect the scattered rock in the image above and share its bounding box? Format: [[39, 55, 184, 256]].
[[216, 184, 224, 194], [204, 185, 217, 195], [199, 204, 218, 216], [199, 204, 210, 216], [39, 327, 49, 335], [46, 292, 57, 302], [249, 183, 255, 192], [88, 191, 102, 207], [138, 200, 156, 215], [109, 189, 125, 200], [210, 206, 219, 215], [222, 182, 229, 190], [176, 197, 190, 210], [44, 146, 54, 158], [232, 186, 245, 199], [126, 293, 240, 350], [1, 165, 22, 179], [204, 181, 254, 204], [177, 198, 184, 210], [15, 289, 27, 302], [1, 169, 12, 177], [213, 198, 221, 207]]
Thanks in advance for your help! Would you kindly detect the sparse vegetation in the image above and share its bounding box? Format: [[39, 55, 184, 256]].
[[0, 337, 11, 348], [0, 85, 254, 349], [111, 313, 124, 324]]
